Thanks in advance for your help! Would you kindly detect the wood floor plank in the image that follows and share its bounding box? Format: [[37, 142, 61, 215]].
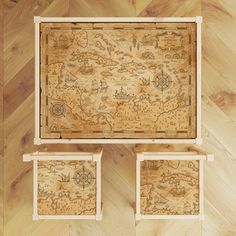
[[69, 0, 135, 17], [3, 0, 19, 17], [202, 96, 236, 159], [202, 0, 236, 159], [201, 128, 236, 235], [4, 0, 69, 85], [138, 0, 200, 17], [4, 0, 52, 39], [3, 58, 34, 120], [203, 24, 236, 89], [202, 0, 236, 126], [0, 0, 3, 235], [135, 0, 152, 16]]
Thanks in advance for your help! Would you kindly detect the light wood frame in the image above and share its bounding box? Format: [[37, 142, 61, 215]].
[[23, 150, 103, 220], [135, 151, 213, 220], [34, 16, 202, 145]]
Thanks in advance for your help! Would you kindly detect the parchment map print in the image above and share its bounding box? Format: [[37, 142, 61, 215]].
[[40, 22, 196, 139], [37, 160, 96, 215], [140, 160, 199, 215]]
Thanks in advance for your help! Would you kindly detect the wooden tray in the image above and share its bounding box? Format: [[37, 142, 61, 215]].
[[135, 151, 213, 220], [34, 17, 202, 144], [23, 150, 102, 220]]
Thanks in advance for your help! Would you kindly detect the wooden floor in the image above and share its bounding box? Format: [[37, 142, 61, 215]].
[[1, 0, 236, 235]]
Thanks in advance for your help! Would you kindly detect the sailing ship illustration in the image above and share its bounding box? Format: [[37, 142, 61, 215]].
[[91, 79, 108, 93], [142, 160, 163, 170], [153, 193, 169, 205], [140, 77, 151, 86], [38, 186, 49, 197], [142, 34, 157, 46], [58, 173, 71, 183], [170, 184, 186, 197], [79, 61, 94, 75], [184, 202, 192, 214], [114, 87, 134, 100], [91, 79, 99, 93], [53, 35, 71, 49], [100, 79, 108, 92]]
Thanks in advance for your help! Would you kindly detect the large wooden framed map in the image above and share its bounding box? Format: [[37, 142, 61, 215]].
[[135, 151, 212, 220], [23, 150, 102, 220], [34, 17, 202, 144]]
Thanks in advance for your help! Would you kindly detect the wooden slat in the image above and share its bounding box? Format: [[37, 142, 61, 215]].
[[0, 0, 3, 235]]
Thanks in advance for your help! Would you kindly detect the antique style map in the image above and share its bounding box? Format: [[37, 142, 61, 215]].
[[40, 22, 196, 139], [37, 160, 96, 215], [140, 160, 199, 215]]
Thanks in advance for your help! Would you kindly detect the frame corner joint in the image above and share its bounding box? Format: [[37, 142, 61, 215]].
[[137, 153, 144, 161], [32, 214, 39, 221], [34, 138, 41, 145], [207, 154, 214, 162], [93, 153, 101, 162], [34, 16, 41, 24], [195, 138, 203, 145], [135, 214, 142, 221], [95, 214, 102, 221], [196, 16, 203, 24], [23, 154, 33, 162]]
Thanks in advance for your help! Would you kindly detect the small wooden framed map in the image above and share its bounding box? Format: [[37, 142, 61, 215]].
[[23, 150, 102, 220], [34, 16, 202, 144], [135, 151, 213, 220]]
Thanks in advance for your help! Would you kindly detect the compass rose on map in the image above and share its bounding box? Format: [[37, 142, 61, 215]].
[[152, 68, 172, 91], [50, 102, 66, 118], [72, 166, 95, 189]]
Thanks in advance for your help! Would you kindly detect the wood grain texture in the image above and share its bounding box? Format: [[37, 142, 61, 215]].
[[40, 21, 196, 139], [0, 1, 3, 235], [2, 0, 236, 236]]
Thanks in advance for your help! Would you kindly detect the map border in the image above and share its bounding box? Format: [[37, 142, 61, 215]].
[[34, 16, 202, 145]]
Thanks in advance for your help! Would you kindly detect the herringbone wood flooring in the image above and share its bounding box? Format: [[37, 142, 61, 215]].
[[1, 0, 236, 235]]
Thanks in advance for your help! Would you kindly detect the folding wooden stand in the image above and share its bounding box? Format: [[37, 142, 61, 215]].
[[23, 150, 102, 220], [27, 15, 207, 223], [135, 151, 213, 220]]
